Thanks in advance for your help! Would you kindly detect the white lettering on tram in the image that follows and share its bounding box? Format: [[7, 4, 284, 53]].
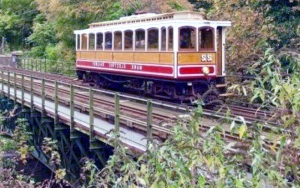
[[92, 61, 143, 71], [93, 61, 104, 67], [131, 64, 142, 70], [109, 63, 126, 69]]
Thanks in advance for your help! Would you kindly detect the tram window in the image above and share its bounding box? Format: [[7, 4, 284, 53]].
[[105, 32, 112, 50], [161, 27, 166, 51], [168, 27, 173, 51], [114, 31, 122, 50], [199, 27, 214, 50], [179, 27, 196, 50], [81, 34, 88, 50], [135, 29, 145, 50], [124, 30, 133, 50], [147, 28, 158, 51], [96, 33, 103, 50], [89, 33, 95, 50], [77, 35, 80, 50]]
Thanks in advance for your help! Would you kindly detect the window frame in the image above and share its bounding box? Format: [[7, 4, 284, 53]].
[[198, 26, 215, 52], [178, 26, 196, 51]]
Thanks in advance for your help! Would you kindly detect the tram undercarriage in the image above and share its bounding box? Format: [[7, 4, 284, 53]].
[[77, 70, 227, 105]]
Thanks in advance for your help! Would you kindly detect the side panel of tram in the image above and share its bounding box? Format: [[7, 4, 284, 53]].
[[75, 26, 226, 81], [76, 51, 174, 78]]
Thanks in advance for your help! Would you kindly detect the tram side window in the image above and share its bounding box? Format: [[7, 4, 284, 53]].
[[179, 27, 196, 50], [96, 33, 103, 50], [124, 30, 133, 50], [161, 27, 166, 51], [168, 27, 173, 51], [148, 28, 158, 51], [135, 29, 145, 50], [114, 31, 122, 50], [81, 34, 88, 50], [105, 32, 112, 50], [89, 33, 95, 50], [199, 28, 214, 50], [77, 35, 80, 50]]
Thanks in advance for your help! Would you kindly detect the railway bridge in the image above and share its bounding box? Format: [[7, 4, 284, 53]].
[[0, 56, 189, 182], [0, 56, 279, 184]]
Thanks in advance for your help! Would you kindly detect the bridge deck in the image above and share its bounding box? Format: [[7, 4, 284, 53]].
[[0, 83, 147, 152]]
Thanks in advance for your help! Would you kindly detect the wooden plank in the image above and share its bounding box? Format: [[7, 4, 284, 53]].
[[80, 51, 96, 60], [78, 51, 174, 65], [159, 53, 174, 64], [113, 52, 134, 62], [76, 52, 81, 59], [178, 52, 216, 65], [95, 51, 113, 61], [134, 52, 159, 63]]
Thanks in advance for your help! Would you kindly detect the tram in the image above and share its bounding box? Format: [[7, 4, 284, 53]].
[[74, 11, 231, 104]]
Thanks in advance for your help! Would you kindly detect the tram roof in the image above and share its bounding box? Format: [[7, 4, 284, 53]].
[[74, 11, 231, 34]]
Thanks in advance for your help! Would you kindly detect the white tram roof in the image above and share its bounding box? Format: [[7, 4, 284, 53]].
[[74, 11, 231, 34]]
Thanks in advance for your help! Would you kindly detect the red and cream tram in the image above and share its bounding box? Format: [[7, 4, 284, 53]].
[[74, 11, 231, 104]]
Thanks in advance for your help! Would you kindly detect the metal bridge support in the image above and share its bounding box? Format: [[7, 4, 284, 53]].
[[0, 77, 113, 183]]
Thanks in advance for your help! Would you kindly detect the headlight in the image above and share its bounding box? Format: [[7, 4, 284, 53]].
[[202, 66, 209, 75]]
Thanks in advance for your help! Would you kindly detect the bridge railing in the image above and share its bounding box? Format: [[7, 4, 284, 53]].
[[0, 70, 186, 152], [17, 57, 77, 77]]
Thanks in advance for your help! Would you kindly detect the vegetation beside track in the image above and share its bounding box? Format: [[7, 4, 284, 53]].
[[67, 52, 300, 187], [0, 115, 70, 187]]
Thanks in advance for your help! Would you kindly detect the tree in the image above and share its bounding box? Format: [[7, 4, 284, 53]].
[[31, 0, 120, 60], [251, 0, 300, 49], [26, 14, 57, 57], [0, 0, 38, 50], [121, 0, 193, 14]]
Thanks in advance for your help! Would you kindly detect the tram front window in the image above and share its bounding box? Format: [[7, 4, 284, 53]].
[[199, 27, 214, 50], [179, 27, 195, 51]]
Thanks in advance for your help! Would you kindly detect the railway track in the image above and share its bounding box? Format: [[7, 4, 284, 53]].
[[0, 66, 292, 134], [1, 66, 280, 123], [1, 66, 299, 165]]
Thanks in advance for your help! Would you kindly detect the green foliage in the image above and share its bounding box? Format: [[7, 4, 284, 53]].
[[121, 0, 192, 14], [251, 0, 300, 48], [0, 116, 36, 187], [41, 137, 69, 186], [0, 0, 39, 50], [249, 48, 300, 116], [188, 0, 212, 11], [202, 0, 300, 72], [31, 0, 120, 61], [105, 2, 126, 21], [0, 137, 17, 151], [77, 101, 300, 187], [13, 118, 33, 164], [80, 158, 100, 187], [27, 20, 57, 57]]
